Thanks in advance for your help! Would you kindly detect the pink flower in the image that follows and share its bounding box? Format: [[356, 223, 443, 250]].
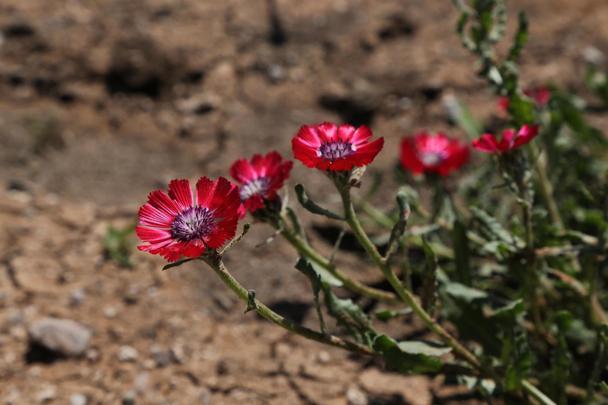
[[292, 122, 384, 171], [400, 132, 469, 176], [136, 177, 241, 262], [230, 151, 293, 215], [472, 124, 539, 154]]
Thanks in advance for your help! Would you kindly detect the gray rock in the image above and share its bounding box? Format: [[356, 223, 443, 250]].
[[29, 318, 91, 356]]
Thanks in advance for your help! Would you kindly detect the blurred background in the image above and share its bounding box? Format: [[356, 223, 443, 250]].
[[0, 0, 607, 403]]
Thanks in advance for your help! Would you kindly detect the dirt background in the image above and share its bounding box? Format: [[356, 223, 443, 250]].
[[1, 0, 608, 404]]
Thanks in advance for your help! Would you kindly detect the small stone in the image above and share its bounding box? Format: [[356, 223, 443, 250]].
[[150, 345, 172, 368], [198, 387, 212, 405], [267, 64, 285, 83], [123, 286, 139, 305], [317, 351, 331, 364], [104, 307, 117, 318], [134, 372, 149, 393], [170, 344, 185, 364], [69, 289, 86, 307], [346, 386, 368, 405], [117, 345, 138, 362], [69, 394, 88, 405], [29, 318, 91, 357], [86, 348, 99, 362]]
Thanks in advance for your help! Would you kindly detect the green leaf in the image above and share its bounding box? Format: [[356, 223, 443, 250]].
[[471, 207, 524, 250], [490, 298, 525, 322], [375, 307, 412, 322], [372, 334, 446, 374], [396, 341, 452, 357], [508, 93, 536, 125], [443, 282, 488, 302], [294, 184, 344, 220], [322, 284, 371, 331], [295, 257, 343, 288], [501, 330, 533, 391]]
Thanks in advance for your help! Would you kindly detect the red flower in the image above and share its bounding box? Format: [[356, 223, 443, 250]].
[[525, 87, 551, 107], [400, 132, 469, 176], [136, 177, 241, 262], [230, 151, 293, 215], [472, 124, 539, 154], [498, 87, 551, 112], [292, 122, 384, 171]]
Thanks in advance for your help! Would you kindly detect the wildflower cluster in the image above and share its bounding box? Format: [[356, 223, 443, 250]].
[[134, 0, 608, 403]]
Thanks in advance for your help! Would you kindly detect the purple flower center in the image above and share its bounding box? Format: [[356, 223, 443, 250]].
[[419, 151, 446, 167], [317, 141, 356, 160], [239, 177, 270, 200], [171, 206, 215, 242]]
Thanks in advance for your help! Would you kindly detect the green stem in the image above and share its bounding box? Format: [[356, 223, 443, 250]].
[[279, 224, 399, 303], [531, 145, 564, 232], [340, 187, 481, 369], [202, 255, 374, 355]]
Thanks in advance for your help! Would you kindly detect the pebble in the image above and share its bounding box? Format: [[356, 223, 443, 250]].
[[346, 386, 368, 405], [69, 289, 86, 307], [150, 345, 172, 368], [317, 350, 331, 364], [134, 372, 149, 393], [117, 345, 138, 362], [69, 394, 88, 405], [103, 307, 117, 318], [29, 318, 91, 356]]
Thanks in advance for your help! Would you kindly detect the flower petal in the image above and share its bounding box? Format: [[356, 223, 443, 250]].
[[168, 179, 194, 210], [472, 134, 501, 153]]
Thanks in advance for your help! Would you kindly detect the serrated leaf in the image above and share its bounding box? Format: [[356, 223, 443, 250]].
[[295, 184, 344, 220]]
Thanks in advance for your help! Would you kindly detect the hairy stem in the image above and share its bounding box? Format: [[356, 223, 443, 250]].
[[339, 187, 481, 369], [202, 255, 374, 355]]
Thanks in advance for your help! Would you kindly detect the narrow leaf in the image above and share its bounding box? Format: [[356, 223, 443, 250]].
[[162, 257, 196, 271], [295, 184, 344, 220], [372, 334, 445, 374]]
